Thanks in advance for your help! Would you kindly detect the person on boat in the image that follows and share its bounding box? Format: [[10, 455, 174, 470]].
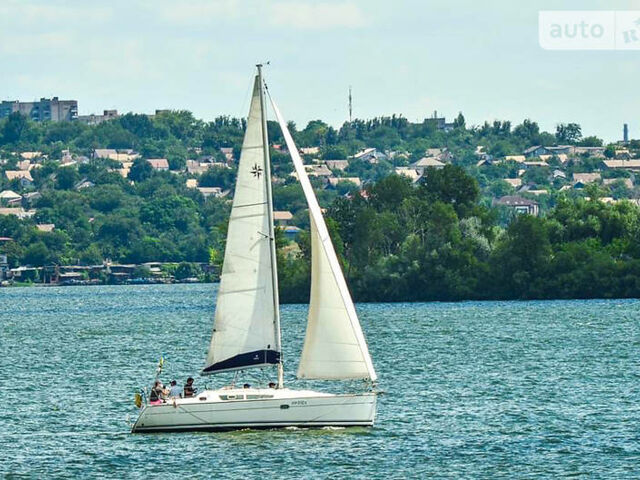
[[168, 380, 182, 399], [268, 382, 276, 388], [149, 380, 166, 405], [183, 377, 197, 397], [243, 383, 251, 389]]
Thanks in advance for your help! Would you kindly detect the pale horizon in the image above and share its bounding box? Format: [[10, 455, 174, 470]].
[[1, 0, 639, 142]]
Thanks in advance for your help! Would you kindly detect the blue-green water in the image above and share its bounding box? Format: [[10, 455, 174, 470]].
[[1, 285, 639, 478]]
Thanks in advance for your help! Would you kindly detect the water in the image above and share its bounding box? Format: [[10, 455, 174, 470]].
[[1, 285, 639, 478]]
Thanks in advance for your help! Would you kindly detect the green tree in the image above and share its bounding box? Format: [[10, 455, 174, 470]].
[[23, 241, 51, 266], [421, 164, 480, 215], [556, 123, 582, 144], [56, 167, 80, 190], [199, 166, 236, 189], [322, 145, 349, 159], [140, 195, 199, 231], [453, 112, 466, 129], [119, 113, 162, 139], [128, 158, 153, 182], [132, 265, 152, 279], [491, 215, 552, 298], [1, 113, 29, 144], [604, 145, 616, 159], [175, 261, 202, 280], [577, 136, 603, 147], [368, 174, 413, 212], [79, 244, 103, 265], [523, 166, 551, 186], [488, 141, 513, 157], [513, 119, 541, 144], [89, 185, 125, 212], [97, 216, 143, 249]]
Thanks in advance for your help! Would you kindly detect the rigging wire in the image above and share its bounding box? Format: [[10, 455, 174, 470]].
[[237, 73, 256, 125]]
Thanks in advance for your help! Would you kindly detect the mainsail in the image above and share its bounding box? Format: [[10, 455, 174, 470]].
[[202, 75, 281, 375], [268, 94, 377, 382]]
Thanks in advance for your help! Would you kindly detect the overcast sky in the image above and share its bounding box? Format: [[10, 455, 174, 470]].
[[1, 0, 638, 141]]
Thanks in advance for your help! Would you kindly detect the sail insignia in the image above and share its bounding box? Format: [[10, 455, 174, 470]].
[[251, 164, 263, 178]]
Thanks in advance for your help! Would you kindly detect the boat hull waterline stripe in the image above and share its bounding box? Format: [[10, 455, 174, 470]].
[[132, 421, 373, 433]]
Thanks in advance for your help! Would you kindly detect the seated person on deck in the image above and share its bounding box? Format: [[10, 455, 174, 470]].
[[149, 380, 166, 405], [183, 377, 197, 397], [168, 380, 182, 398]]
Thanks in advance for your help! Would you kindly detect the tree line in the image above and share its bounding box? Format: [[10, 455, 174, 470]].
[[280, 166, 640, 303]]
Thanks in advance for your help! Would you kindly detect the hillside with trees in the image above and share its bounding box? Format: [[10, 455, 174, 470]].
[[1, 110, 639, 300]]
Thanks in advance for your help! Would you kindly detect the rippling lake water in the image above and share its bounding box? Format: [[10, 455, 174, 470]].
[[1, 284, 639, 478]]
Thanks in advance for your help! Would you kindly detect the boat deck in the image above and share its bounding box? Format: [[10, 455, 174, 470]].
[[161, 387, 335, 406]]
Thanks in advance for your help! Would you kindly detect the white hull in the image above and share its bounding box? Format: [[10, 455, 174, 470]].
[[132, 388, 376, 433]]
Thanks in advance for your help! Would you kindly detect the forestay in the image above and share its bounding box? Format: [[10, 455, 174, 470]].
[[202, 76, 279, 375], [268, 93, 377, 382]]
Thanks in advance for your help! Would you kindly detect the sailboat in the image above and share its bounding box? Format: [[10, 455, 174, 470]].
[[131, 65, 377, 433]]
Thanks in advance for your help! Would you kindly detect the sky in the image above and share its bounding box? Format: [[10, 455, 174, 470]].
[[1, 0, 639, 141]]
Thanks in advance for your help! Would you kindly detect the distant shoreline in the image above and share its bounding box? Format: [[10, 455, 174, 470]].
[[1, 278, 211, 288], [2, 281, 638, 306]]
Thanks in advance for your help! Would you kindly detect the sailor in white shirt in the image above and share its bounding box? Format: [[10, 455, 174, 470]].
[[168, 380, 182, 398]]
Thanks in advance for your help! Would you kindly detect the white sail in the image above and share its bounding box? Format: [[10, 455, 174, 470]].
[[268, 94, 377, 382], [203, 76, 280, 375]]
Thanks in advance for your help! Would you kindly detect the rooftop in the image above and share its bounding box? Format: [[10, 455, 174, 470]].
[[603, 160, 640, 169], [0, 190, 22, 200], [273, 211, 293, 221], [0, 207, 36, 218], [495, 195, 538, 207], [573, 173, 601, 183], [395, 167, 422, 183], [36, 224, 55, 232], [325, 160, 349, 170], [300, 147, 320, 155], [5, 170, 33, 181], [328, 177, 362, 187], [412, 157, 445, 168], [147, 158, 170, 170]]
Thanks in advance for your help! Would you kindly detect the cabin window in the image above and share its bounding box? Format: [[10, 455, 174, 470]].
[[219, 394, 245, 401], [246, 394, 274, 400]]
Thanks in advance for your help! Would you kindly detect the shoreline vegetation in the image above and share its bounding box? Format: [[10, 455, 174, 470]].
[[1, 111, 639, 301], [278, 170, 640, 303]]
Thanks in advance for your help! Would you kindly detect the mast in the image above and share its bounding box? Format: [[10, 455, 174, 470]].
[[257, 63, 284, 389]]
